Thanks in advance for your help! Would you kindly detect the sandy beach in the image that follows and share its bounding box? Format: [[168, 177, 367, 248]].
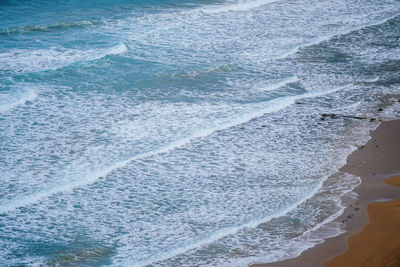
[[2, 1, 400, 265], [326, 175, 400, 267], [254, 119, 400, 267]]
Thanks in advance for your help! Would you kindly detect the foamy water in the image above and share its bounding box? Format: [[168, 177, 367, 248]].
[[1, 0, 400, 266]]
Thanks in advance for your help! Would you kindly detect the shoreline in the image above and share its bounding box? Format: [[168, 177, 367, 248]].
[[252, 119, 400, 267], [325, 175, 400, 266]]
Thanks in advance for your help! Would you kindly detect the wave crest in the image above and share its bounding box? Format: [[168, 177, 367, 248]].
[[0, 43, 128, 74], [0, 87, 36, 113]]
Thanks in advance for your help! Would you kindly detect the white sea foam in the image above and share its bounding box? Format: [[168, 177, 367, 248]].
[[2, 1, 400, 266], [126, 168, 362, 267], [232, 174, 361, 267], [107, 42, 128, 55], [0, 87, 36, 113], [0, 43, 128, 74], [203, 117, 379, 267], [198, 0, 278, 14], [0, 84, 345, 214], [129, 177, 325, 267]]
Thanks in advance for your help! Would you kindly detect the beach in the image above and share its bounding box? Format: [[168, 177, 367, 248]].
[[254, 119, 400, 267], [1, 0, 400, 265]]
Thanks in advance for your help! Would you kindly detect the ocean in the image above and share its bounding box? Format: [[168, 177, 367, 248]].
[[1, 0, 400, 266]]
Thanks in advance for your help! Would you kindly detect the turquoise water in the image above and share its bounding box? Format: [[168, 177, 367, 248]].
[[1, 0, 400, 266]]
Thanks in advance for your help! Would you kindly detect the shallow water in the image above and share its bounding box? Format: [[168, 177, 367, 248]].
[[1, 0, 400, 266]]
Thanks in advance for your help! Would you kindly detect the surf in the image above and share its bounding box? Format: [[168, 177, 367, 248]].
[[0, 80, 348, 214], [0, 87, 36, 113]]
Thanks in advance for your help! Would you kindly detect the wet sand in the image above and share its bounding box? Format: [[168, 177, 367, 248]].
[[253, 119, 400, 267], [325, 176, 400, 267]]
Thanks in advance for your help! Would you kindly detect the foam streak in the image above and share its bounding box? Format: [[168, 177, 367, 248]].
[[0, 85, 344, 214]]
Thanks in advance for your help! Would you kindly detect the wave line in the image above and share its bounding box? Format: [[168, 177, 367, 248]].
[[0, 85, 344, 214]]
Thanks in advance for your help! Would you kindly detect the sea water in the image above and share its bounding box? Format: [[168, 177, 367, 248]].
[[1, 0, 400, 266]]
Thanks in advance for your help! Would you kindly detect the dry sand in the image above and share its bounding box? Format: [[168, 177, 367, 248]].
[[253, 119, 400, 267]]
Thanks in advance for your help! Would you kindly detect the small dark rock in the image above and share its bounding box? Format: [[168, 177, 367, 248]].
[[378, 108, 383, 111], [261, 125, 266, 128], [355, 207, 360, 211], [321, 117, 325, 121], [370, 118, 376, 122]]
